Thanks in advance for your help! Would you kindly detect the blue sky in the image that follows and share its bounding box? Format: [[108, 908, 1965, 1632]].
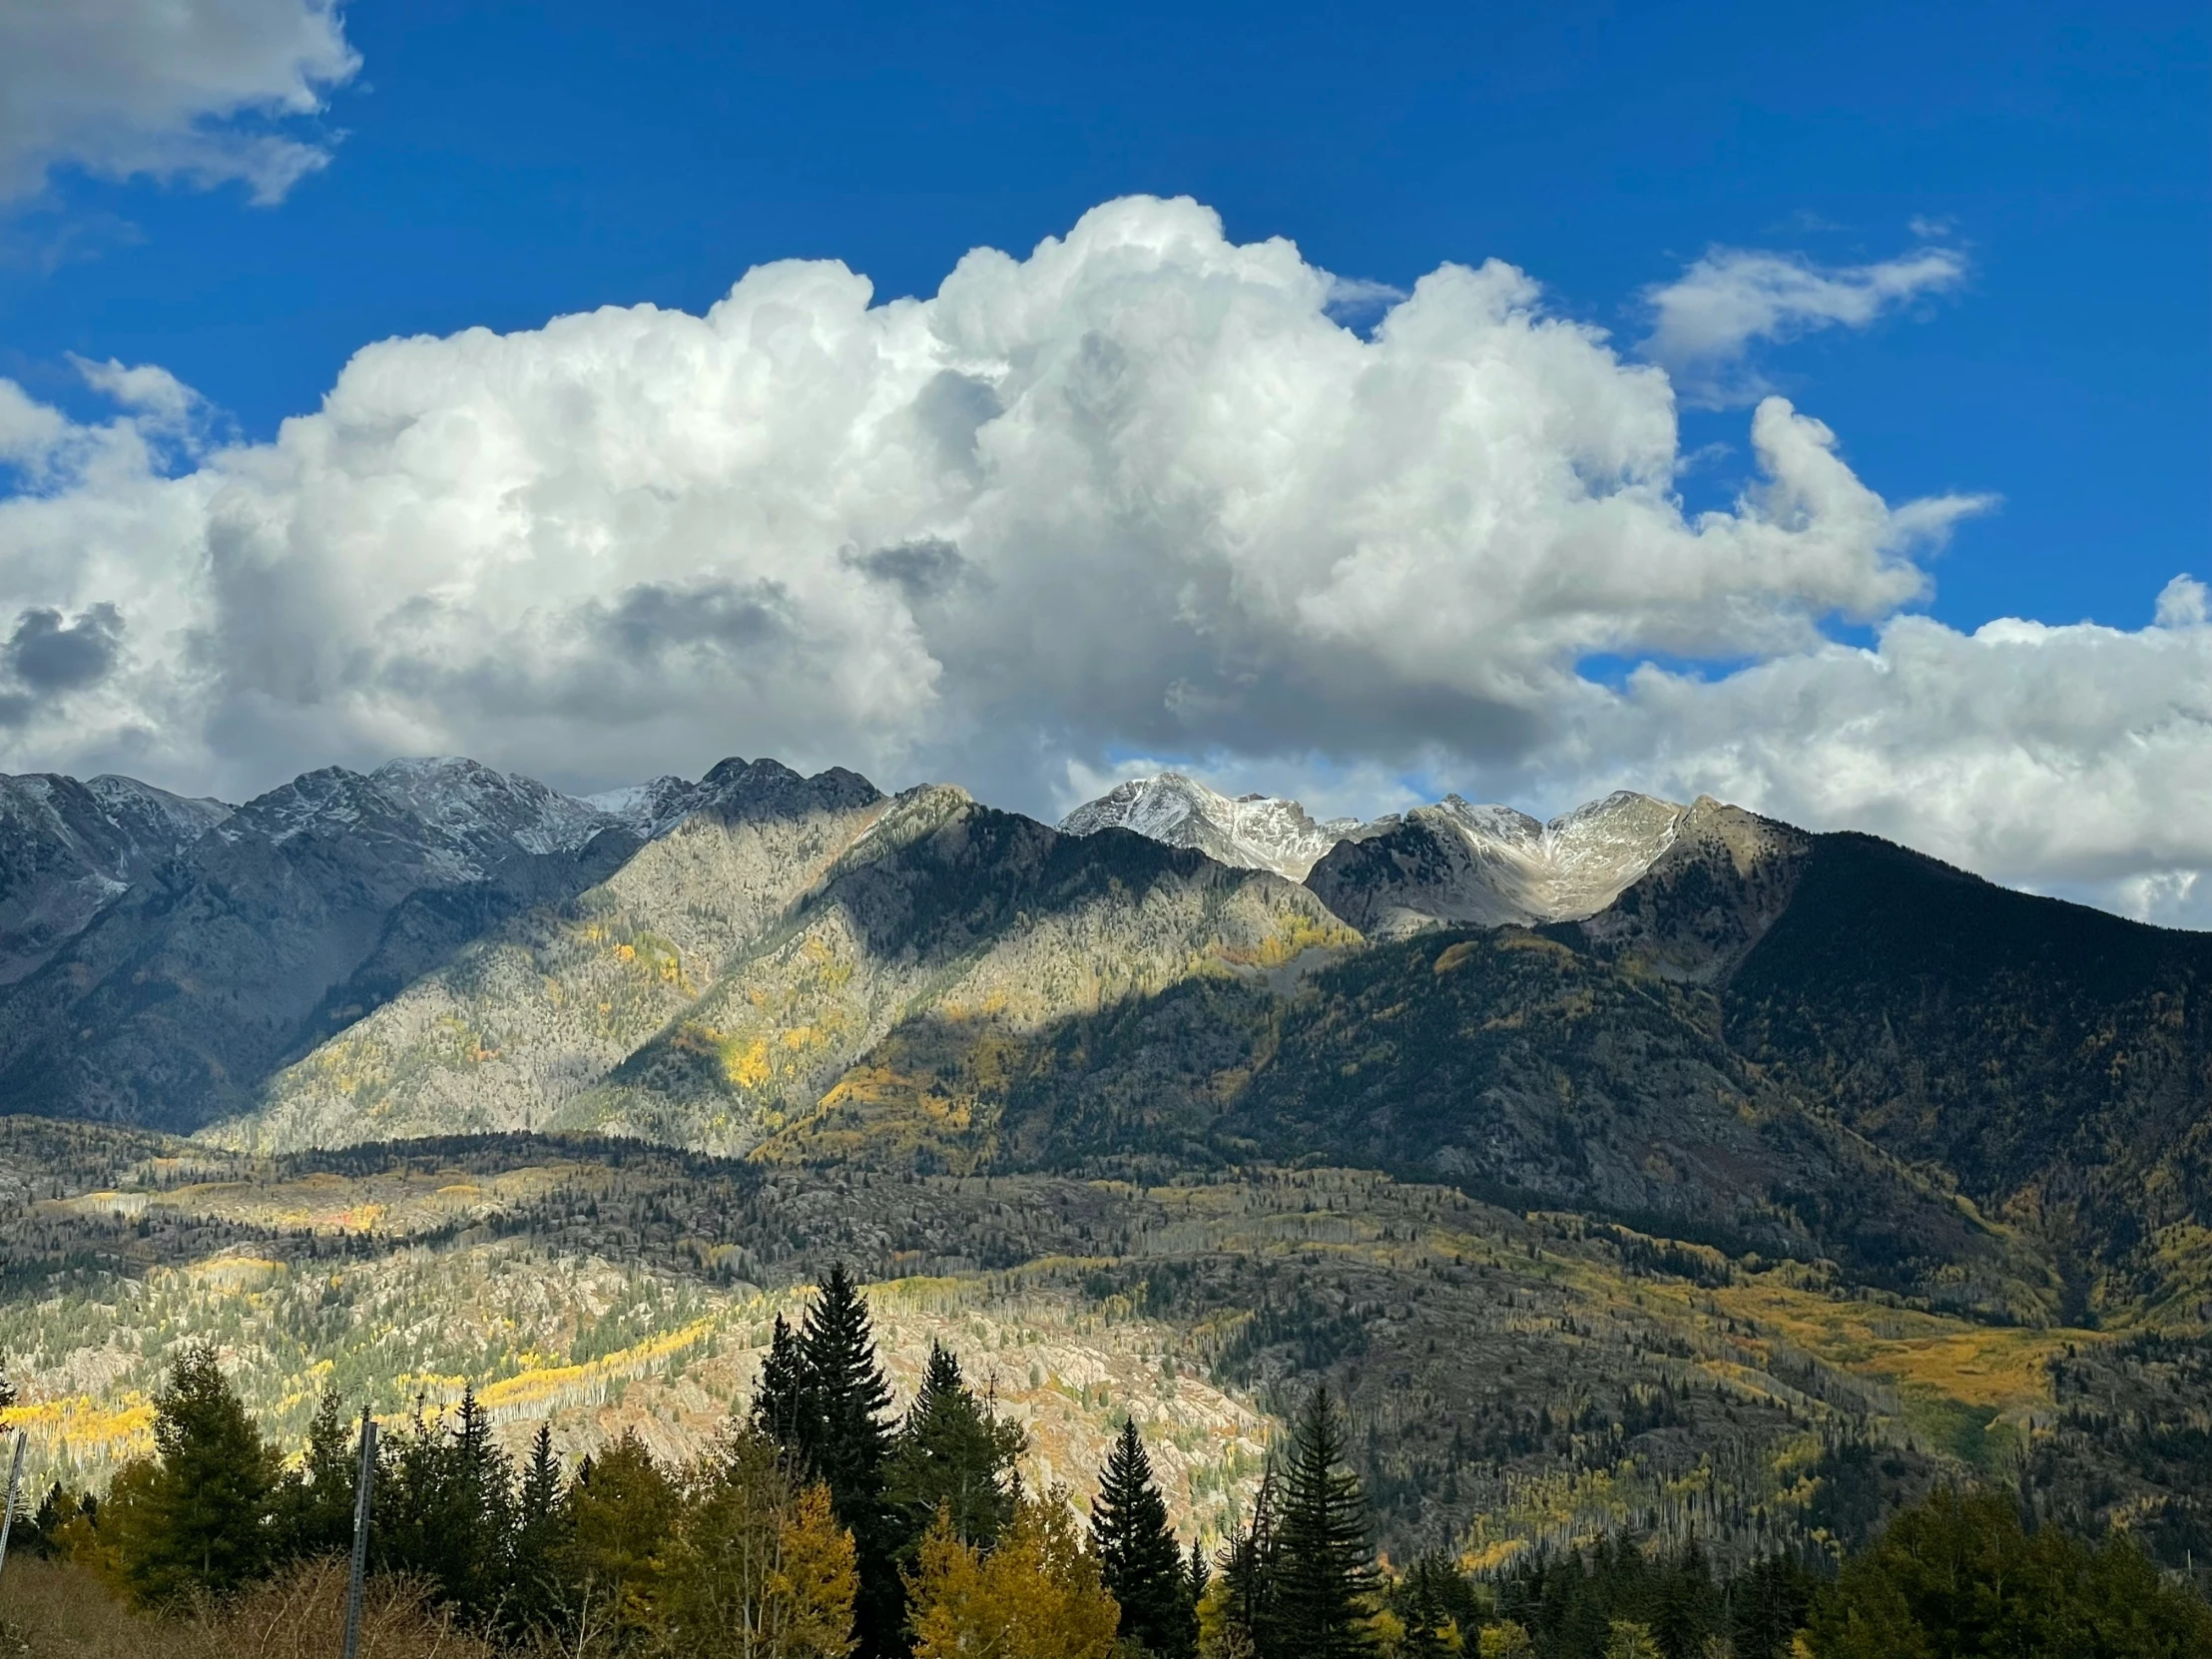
[[0, 0, 2206, 921], [8, 0, 2203, 632]]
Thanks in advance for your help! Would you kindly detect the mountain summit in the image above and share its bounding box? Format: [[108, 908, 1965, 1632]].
[[1058, 775, 1686, 932], [1056, 773, 1371, 879]]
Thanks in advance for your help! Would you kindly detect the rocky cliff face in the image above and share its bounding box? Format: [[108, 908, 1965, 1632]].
[[0, 760, 648, 1130], [1306, 790, 1686, 935], [0, 773, 231, 985]]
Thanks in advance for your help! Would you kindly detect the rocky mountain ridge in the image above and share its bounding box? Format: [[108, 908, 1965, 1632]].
[[1056, 772, 1370, 879], [1057, 773, 1692, 934], [0, 751, 2204, 1339], [0, 754, 2209, 1584], [0, 771, 232, 985]]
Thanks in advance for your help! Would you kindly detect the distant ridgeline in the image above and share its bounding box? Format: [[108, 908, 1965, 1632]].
[[0, 756, 2207, 1589]]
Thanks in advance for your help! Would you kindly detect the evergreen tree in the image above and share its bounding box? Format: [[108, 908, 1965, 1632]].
[[1727, 1553, 1812, 1659], [1216, 1470, 1281, 1657], [1270, 1387, 1377, 1659], [0, 1356, 14, 1409], [1090, 1417, 1196, 1657], [1649, 1542, 1717, 1659], [1390, 1553, 1483, 1658], [110, 1342, 284, 1605], [373, 1388, 516, 1625], [505, 1422, 570, 1641], [765, 1266, 900, 1658], [274, 1388, 360, 1560], [886, 1342, 1024, 1552], [560, 1427, 678, 1645], [1187, 1538, 1211, 1618], [1809, 1484, 2212, 1658], [757, 1313, 815, 1453], [799, 1266, 896, 1507]]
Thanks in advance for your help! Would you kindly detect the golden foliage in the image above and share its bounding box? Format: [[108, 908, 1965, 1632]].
[[659, 1433, 855, 1659], [906, 1490, 1121, 1659]]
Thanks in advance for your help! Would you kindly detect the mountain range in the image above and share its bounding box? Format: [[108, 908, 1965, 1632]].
[[0, 751, 2207, 1570]]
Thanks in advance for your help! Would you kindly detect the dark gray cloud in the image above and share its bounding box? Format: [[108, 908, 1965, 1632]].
[[598, 580, 793, 657], [5, 604, 123, 692], [843, 539, 969, 604]]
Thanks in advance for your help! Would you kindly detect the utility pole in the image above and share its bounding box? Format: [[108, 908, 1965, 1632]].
[[0, 1432, 24, 1587], [342, 1410, 377, 1659]]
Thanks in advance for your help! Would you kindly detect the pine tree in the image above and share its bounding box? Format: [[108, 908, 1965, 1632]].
[[886, 1342, 1024, 1551], [1393, 1553, 1480, 1659], [506, 1422, 569, 1640], [1270, 1388, 1377, 1659], [1650, 1542, 1717, 1659], [373, 1387, 516, 1625], [1727, 1553, 1811, 1659], [110, 1342, 283, 1605], [449, 1384, 517, 1617], [756, 1313, 814, 1454], [1090, 1417, 1196, 1657], [275, 1388, 359, 1560], [779, 1265, 900, 1658], [1216, 1470, 1281, 1656]]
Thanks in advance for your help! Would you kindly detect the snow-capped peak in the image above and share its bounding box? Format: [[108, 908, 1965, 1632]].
[[1057, 773, 1370, 880], [364, 757, 623, 855], [584, 776, 700, 839], [1062, 774, 1689, 930]]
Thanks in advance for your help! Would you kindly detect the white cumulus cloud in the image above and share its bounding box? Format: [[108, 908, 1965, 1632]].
[[1643, 243, 1967, 406], [0, 0, 358, 205], [0, 196, 2198, 925], [1575, 594, 2212, 923]]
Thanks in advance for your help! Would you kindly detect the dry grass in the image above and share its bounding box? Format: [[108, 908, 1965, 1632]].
[[0, 1555, 495, 1659]]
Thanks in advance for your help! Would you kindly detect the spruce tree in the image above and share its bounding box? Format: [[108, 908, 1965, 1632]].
[[275, 1387, 359, 1560], [506, 1422, 569, 1641], [449, 1385, 517, 1620], [1217, 1470, 1281, 1656], [886, 1342, 1024, 1551], [374, 1388, 515, 1625], [114, 1342, 283, 1604], [1391, 1553, 1482, 1658], [755, 1312, 814, 1454], [1090, 1417, 1196, 1657], [1270, 1387, 1377, 1658], [795, 1264, 901, 1658], [1727, 1553, 1812, 1659]]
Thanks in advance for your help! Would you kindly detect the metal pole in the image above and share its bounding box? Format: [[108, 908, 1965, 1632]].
[[0, 1431, 25, 1588], [341, 1411, 377, 1659]]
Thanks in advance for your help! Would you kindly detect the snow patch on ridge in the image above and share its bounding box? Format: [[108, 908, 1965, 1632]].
[[1057, 773, 1370, 880]]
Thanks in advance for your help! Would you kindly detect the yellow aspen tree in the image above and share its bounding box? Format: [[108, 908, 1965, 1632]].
[[908, 1490, 1120, 1659], [767, 1481, 859, 1659]]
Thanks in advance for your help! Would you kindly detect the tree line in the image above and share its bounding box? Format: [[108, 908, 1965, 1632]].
[[5, 1275, 2210, 1658]]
